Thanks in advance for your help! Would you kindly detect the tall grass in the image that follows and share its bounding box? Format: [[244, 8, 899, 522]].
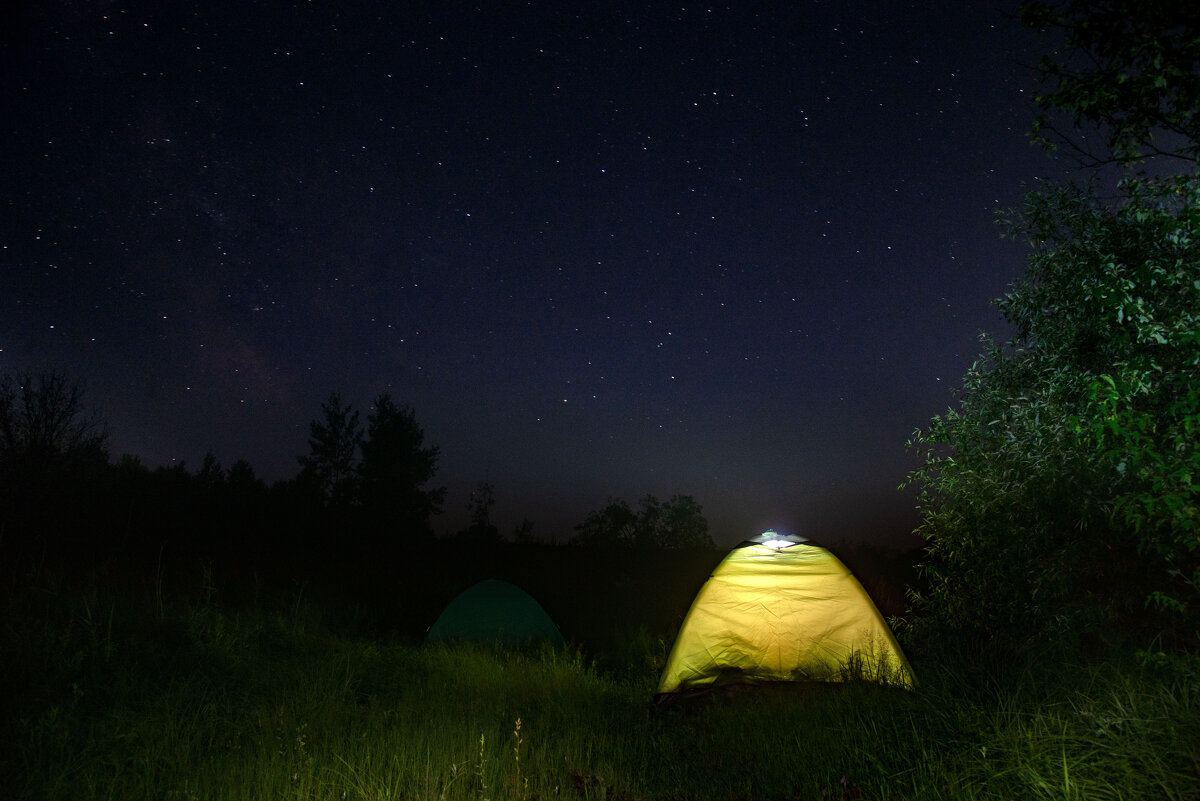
[[2, 565, 1197, 800]]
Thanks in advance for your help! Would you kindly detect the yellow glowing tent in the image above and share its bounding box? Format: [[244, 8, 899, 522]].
[[657, 531, 914, 695]]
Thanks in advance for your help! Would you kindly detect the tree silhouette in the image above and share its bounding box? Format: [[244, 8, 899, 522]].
[[358, 394, 445, 540], [511, 517, 539, 544], [571, 494, 712, 549], [297, 393, 362, 509], [0, 370, 109, 545], [196, 451, 224, 494], [658, 495, 712, 549], [572, 498, 638, 548], [227, 459, 265, 497], [457, 481, 501, 545]]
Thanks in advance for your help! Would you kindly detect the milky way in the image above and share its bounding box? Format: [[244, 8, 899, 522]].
[[2, 2, 1069, 545]]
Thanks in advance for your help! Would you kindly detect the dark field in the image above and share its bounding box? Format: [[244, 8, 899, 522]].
[[3, 541, 1198, 800]]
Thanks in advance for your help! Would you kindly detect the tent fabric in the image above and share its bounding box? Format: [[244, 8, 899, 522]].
[[426, 579, 564, 646], [657, 533, 914, 694]]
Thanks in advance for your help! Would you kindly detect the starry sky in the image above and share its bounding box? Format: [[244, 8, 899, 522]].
[[3, 1, 1069, 547]]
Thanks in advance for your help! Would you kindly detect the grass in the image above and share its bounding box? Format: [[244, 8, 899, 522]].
[[2, 564, 1198, 800]]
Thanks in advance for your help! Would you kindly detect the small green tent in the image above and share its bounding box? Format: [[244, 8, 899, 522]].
[[426, 579, 565, 646], [657, 531, 914, 694]]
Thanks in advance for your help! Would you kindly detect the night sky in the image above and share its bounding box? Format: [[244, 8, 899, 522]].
[[3, 2, 1069, 547]]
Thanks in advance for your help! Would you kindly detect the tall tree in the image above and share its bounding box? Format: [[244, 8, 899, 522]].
[[0, 370, 108, 469], [907, 179, 1200, 649], [358, 394, 445, 539], [195, 451, 224, 494], [905, 2, 1200, 653], [297, 393, 362, 509], [0, 370, 109, 541]]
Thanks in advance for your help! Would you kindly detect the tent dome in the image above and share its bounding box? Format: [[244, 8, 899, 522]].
[[426, 579, 565, 646], [657, 532, 914, 694]]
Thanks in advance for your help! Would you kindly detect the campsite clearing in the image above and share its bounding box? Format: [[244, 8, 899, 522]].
[[4, 571, 1197, 801]]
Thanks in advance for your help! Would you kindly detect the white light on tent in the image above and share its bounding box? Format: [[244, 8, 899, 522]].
[[760, 531, 797, 550], [762, 539, 795, 550]]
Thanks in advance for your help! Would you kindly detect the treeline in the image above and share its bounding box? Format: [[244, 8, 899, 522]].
[[0, 373, 713, 571]]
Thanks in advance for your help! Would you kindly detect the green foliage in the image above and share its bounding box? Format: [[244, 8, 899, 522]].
[[906, 3, 1200, 654], [1022, 0, 1200, 164], [1073, 177, 1200, 606], [570, 494, 714, 549], [907, 175, 1200, 650]]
